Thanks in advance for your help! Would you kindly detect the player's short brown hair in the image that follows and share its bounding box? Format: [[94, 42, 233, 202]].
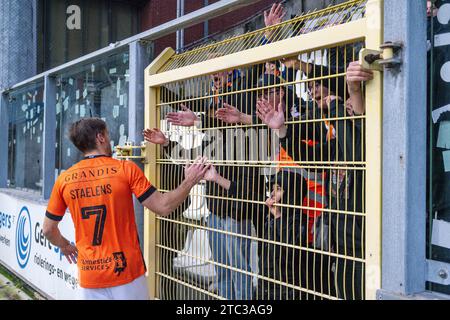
[[69, 118, 107, 153]]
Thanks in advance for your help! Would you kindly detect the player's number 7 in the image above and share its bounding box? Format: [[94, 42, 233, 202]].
[[81, 205, 107, 246]]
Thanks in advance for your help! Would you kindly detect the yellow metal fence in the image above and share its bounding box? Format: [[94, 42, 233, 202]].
[[141, 0, 383, 300]]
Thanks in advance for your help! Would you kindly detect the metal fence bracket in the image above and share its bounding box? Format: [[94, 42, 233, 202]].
[[359, 41, 403, 71], [427, 259, 450, 286]]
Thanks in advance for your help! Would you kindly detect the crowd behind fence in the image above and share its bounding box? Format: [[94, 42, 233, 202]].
[[142, 0, 373, 300]]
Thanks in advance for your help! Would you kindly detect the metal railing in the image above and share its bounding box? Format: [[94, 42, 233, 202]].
[[142, 0, 383, 300], [159, 0, 367, 72]]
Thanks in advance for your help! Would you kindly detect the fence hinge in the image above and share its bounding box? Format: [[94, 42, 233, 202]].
[[359, 41, 403, 71], [115, 141, 148, 163]]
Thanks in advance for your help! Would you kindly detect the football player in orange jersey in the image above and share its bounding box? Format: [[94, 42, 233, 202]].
[[43, 118, 210, 300]]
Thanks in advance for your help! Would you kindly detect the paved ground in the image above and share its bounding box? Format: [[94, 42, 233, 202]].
[[0, 268, 37, 300]]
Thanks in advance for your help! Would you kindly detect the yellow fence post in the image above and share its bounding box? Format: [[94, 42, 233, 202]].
[[143, 47, 175, 299], [364, 0, 383, 300]]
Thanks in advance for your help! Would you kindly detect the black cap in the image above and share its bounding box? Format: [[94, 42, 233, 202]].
[[307, 63, 347, 99]]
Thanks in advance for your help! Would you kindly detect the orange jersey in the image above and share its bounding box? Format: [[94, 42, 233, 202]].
[[46, 155, 155, 289]]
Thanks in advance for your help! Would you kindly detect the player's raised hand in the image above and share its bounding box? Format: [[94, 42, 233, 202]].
[[184, 156, 211, 185]]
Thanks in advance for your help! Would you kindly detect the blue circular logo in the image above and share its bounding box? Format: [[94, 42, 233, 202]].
[[15, 206, 31, 269]]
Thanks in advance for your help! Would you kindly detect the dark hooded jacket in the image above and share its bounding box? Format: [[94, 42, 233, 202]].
[[258, 170, 306, 299]]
